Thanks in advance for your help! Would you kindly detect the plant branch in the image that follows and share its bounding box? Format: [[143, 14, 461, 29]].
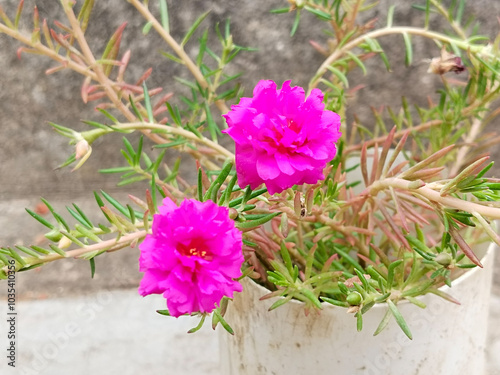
[[0, 23, 98, 80], [344, 119, 443, 154], [430, 0, 467, 39], [309, 26, 488, 92], [60, 1, 166, 145], [60, 2, 135, 122], [370, 177, 500, 220], [3, 230, 146, 274], [127, 0, 230, 115], [448, 116, 483, 176], [83, 121, 235, 160]]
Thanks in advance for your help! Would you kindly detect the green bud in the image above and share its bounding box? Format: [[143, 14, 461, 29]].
[[228, 208, 239, 220], [435, 252, 453, 267], [295, 0, 306, 8], [346, 291, 363, 306], [444, 111, 454, 122], [45, 229, 63, 242]]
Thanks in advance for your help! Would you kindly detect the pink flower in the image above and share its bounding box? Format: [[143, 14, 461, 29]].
[[223, 80, 341, 194], [138, 198, 243, 317]]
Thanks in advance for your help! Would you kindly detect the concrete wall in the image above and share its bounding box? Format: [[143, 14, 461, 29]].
[[1, 0, 500, 297]]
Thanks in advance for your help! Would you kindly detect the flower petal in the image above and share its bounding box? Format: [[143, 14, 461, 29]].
[[223, 80, 342, 194], [138, 199, 243, 317]]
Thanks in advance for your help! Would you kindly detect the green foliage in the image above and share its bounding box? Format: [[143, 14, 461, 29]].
[[0, 189, 150, 278]]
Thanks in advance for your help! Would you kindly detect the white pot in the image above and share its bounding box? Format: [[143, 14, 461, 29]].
[[219, 242, 495, 375]]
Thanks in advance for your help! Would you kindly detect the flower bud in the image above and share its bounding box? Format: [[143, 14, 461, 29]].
[[58, 236, 72, 249], [45, 228, 62, 242], [428, 47, 465, 75], [435, 252, 453, 267], [228, 208, 239, 220], [408, 180, 425, 189], [75, 139, 90, 159], [290, 0, 306, 9], [444, 111, 454, 122], [346, 291, 363, 306]]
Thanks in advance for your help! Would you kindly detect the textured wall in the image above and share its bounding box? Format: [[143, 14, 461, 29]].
[[1, 0, 500, 296]]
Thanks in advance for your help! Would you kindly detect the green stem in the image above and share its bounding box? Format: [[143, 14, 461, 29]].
[[429, 0, 467, 39], [309, 26, 488, 92], [3, 230, 146, 274], [370, 177, 500, 220], [127, 0, 230, 115], [82, 122, 234, 160]]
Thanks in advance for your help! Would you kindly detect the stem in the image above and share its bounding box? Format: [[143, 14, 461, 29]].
[[430, 0, 467, 40], [449, 80, 500, 176], [60, 2, 167, 146], [127, 0, 230, 115], [344, 119, 443, 154], [296, 221, 304, 252], [370, 178, 500, 220], [60, 3, 133, 122], [448, 116, 482, 176], [83, 122, 235, 160], [0, 23, 98, 80], [3, 230, 146, 273], [309, 26, 486, 92]]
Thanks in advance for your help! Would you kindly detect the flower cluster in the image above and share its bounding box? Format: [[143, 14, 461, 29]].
[[139, 80, 342, 316]]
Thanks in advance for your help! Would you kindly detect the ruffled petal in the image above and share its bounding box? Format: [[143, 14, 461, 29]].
[[222, 80, 342, 194], [137, 199, 243, 317], [256, 154, 281, 180]]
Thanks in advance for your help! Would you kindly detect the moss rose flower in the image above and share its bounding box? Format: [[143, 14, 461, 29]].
[[138, 198, 243, 317], [223, 80, 341, 194]]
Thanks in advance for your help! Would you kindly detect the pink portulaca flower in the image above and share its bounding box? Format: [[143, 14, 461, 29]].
[[223, 80, 341, 194], [138, 198, 244, 317]]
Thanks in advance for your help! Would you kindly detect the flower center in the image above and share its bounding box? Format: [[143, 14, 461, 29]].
[[187, 247, 207, 258], [178, 242, 212, 260], [286, 118, 301, 133]]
